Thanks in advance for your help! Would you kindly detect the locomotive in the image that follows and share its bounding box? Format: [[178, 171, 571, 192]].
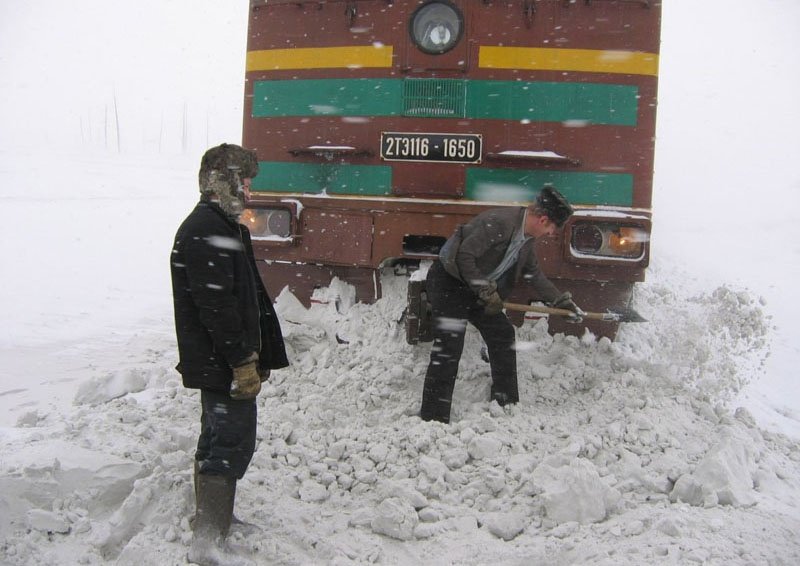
[[241, 0, 660, 339]]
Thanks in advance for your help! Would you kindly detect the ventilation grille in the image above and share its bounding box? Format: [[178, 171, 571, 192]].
[[402, 78, 466, 118]]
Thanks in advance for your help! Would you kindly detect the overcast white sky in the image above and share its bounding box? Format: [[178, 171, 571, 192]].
[[0, 0, 248, 153], [655, 0, 800, 229]]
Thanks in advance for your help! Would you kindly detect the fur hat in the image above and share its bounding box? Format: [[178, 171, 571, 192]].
[[198, 143, 259, 194]]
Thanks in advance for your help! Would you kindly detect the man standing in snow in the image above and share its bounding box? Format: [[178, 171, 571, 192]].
[[170, 143, 289, 564], [420, 186, 582, 424]]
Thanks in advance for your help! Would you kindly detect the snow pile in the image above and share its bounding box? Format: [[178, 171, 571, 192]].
[[74, 369, 149, 406], [1, 269, 799, 565], [670, 423, 761, 508]]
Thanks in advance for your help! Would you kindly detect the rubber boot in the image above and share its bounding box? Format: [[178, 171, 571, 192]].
[[188, 474, 238, 566], [194, 462, 259, 535]]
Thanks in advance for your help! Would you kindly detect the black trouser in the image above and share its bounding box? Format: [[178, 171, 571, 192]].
[[420, 261, 518, 423], [195, 389, 257, 479]]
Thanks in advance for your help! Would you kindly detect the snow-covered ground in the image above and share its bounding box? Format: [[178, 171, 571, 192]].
[[2, 0, 800, 564]]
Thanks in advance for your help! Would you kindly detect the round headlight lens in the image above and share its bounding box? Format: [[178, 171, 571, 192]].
[[572, 223, 603, 254], [410, 2, 463, 55], [267, 209, 292, 238]]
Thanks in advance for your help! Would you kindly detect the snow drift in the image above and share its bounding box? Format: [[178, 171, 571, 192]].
[[2, 265, 799, 565]]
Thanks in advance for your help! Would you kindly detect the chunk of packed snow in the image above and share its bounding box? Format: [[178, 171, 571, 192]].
[[74, 369, 148, 406], [532, 456, 621, 525], [481, 511, 526, 541], [370, 497, 418, 541]]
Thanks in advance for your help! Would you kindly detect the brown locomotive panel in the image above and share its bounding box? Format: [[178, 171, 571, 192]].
[[243, 0, 661, 338]]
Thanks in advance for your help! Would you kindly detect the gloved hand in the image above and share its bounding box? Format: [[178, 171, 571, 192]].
[[230, 361, 262, 400], [477, 281, 504, 316], [551, 291, 585, 323], [259, 367, 271, 383]]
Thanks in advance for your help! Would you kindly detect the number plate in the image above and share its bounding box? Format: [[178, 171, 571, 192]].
[[380, 132, 482, 164]]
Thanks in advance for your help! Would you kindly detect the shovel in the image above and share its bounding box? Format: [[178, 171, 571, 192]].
[[404, 278, 646, 344], [503, 302, 647, 323]]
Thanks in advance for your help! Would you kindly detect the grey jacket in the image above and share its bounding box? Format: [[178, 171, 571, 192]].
[[439, 207, 560, 302]]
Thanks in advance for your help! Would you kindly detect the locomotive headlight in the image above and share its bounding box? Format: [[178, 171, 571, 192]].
[[609, 226, 647, 257], [240, 208, 293, 239], [572, 223, 604, 254], [410, 1, 463, 55], [569, 221, 648, 261]]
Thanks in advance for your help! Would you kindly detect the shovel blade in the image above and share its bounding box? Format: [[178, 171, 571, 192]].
[[605, 306, 647, 323]]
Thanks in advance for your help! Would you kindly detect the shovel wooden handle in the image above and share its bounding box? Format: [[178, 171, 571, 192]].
[[503, 302, 622, 322]]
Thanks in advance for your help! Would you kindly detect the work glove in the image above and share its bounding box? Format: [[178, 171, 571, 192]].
[[230, 361, 262, 400], [477, 281, 504, 316], [551, 291, 585, 323]]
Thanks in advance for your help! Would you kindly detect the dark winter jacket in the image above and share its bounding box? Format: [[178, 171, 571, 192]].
[[439, 207, 560, 302], [170, 200, 289, 393]]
